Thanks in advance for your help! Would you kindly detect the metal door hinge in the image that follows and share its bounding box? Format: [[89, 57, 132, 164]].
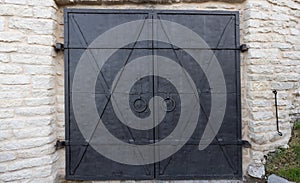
[[55, 43, 64, 51], [240, 44, 249, 52], [241, 140, 251, 148], [55, 140, 67, 150], [217, 139, 251, 148]]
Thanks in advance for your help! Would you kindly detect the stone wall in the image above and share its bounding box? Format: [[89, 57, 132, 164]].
[[242, 0, 300, 178], [0, 0, 59, 182], [0, 0, 299, 182]]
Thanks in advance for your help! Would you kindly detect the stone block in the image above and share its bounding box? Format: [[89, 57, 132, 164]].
[[249, 81, 270, 91], [248, 65, 274, 74], [0, 5, 32, 17], [0, 116, 53, 130], [7, 155, 57, 171], [0, 43, 18, 52], [0, 164, 7, 173], [290, 28, 299, 35], [0, 32, 24, 42], [33, 6, 57, 19], [0, 109, 14, 119], [15, 106, 55, 116], [24, 65, 55, 75], [271, 43, 292, 50], [13, 126, 53, 139], [282, 52, 300, 60], [0, 90, 30, 99], [32, 165, 54, 178], [9, 17, 56, 35], [0, 168, 32, 181], [250, 150, 264, 160], [0, 17, 4, 31], [248, 49, 279, 59], [275, 74, 300, 82], [32, 89, 56, 97], [17, 44, 54, 56], [247, 164, 265, 179], [0, 152, 16, 163], [286, 35, 298, 44], [249, 133, 268, 145], [24, 97, 55, 106], [32, 76, 55, 89], [28, 0, 57, 7], [268, 174, 291, 183], [0, 136, 55, 151], [11, 54, 53, 65], [271, 82, 294, 90], [17, 144, 55, 158], [0, 130, 13, 141], [0, 75, 30, 85], [4, 0, 27, 5], [28, 35, 55, 46], [0, 64, 23, 74], [249, 125, 277, 133], [0, 54, 9, 63], [244, 10, 269, 20]]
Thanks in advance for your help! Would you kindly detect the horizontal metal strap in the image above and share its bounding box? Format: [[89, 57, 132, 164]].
[[65, 139, 251, 148]]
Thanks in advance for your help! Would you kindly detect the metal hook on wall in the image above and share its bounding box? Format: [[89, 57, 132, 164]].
[[273, 90, 283, 136]]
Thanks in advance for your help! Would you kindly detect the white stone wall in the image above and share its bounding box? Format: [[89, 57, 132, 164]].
[[0, 0, 59, 182], [0, 0, 299, 182], [242, 0, 300, 178]]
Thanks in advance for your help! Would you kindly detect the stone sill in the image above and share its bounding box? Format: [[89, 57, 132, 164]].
[[55, 0, 245, 6]]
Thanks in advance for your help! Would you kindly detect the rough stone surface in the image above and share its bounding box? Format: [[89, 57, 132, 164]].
[[0, 0, 58, 182], [242, 0, 300, 178], [247, 165, 265, 179], [268, 174, 291, 183]]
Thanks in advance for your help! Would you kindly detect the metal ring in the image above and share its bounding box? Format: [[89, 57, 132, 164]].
[[133, 97, 148, 113], [161, 97, 176, 112]]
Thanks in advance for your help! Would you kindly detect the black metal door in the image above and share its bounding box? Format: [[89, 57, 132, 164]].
[[65, 9, 241, 180]]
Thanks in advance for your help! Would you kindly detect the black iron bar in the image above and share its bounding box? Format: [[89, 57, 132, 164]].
[[273, 90, 283, 136]]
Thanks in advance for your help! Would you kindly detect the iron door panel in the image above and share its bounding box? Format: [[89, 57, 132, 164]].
[[154, 11, 238, 49], [67, 48, 155, 180], [153, 49, 241, 179], [68, 145, 154, 180], [157, 145, 241, 179], [153, 11, 241, 179], [65, 10, 155, 180], [66, 10, 151, 49]]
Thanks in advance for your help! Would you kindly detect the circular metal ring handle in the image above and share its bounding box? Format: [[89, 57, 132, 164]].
[[133, 97, 148, 113], [161, 97, 176, 112]]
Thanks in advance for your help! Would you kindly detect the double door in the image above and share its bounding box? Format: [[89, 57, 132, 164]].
[[65, 9, 242, 180]]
